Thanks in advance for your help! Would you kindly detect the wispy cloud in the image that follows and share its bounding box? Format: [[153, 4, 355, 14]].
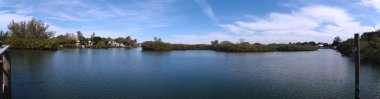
[[0, 11, 32, 30], [220, 6, 375, 42], [171, 32, 323, 44], [195, 0, 218, 23], [0, 0, 180, 37], [106, 4, 126, 16], [360, 0, 380, 12], [45, 11, 90, 21], [51, 0, 85, 6], [14, 4, 33, 14], [171, 33, 233, 44]]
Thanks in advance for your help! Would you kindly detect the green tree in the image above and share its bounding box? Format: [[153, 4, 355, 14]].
[[115, 37, 125, 46], [323, 43, 330, 48], [8, 18, 55, 39], [141, 37, 171, 51], [361, 30, 380, 41], [211, 40, 219, 45], [308, 41, 317, 46], [92, 36, 102, 45], [133, 39, 137, 44], [55, 33, 76, 45], [123, 36, 138, 47], [337, 38, 354, 56], [362, 35, 380, 63], [77, 31, 86, 45], [5, 18, 57, 49], [332, 36, 342, 47], [253, 43, 262, 45]]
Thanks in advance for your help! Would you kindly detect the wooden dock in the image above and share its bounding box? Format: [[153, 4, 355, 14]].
[[0, 45, 11, 99]]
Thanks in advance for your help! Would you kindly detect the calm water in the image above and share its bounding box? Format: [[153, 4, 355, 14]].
[[11, 48, 380, 99]]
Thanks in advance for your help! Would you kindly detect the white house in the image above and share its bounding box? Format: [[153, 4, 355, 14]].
[[109, 41, 124, 47]]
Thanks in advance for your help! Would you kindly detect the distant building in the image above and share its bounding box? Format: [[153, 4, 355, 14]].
[[318, 44, 323, 48], [88, 41, 92, 46], [75, 38, 80, 46], [109, 41, 124, 47]]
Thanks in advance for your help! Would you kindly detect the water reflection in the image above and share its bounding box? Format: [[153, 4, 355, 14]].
[[11, 49, 380, 98]]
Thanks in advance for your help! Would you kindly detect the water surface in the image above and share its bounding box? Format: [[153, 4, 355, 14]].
[[11, 48, 380, 98]]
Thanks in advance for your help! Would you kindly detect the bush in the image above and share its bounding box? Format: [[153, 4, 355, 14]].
[[93, 42, 111, 48], [277, 45, 318, 51], [171, 44, 210, 50], [336, 30, 380, 64], [4, 37, 58, 50], [4, 18, 58, 50], [141, 41, 172, 51], [337, 38, 355, 56], [62, 44, 78, 48]]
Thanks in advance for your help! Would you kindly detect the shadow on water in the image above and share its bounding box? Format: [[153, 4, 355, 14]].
[[360, 63, 380, 99], [11, 49, 56, 70], [11, 49, 58, 98]]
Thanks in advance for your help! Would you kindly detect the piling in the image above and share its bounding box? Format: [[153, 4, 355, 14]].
[[355, 33, 360, 99]]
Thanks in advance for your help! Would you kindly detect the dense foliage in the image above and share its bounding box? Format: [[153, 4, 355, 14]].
[[171, 44, 210, 50], [141, 37, 171, 51], [212, 43, 318, 52], [141, 41, 172, 51], [0, 19, 138, 49], [3, 18, 58, 49], [54, 33, 77, 45], [142, 38, 318, 52], [337, 30, 380, 63], [331, 36, 342, 47]]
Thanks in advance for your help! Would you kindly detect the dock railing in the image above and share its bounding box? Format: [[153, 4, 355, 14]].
[[0, 45, 11, 99]]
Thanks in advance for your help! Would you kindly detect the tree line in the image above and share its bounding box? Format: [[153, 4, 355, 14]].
[[142, 38, 319, 52], [335, 30, 380, 64], [0, 18, 138, 49]]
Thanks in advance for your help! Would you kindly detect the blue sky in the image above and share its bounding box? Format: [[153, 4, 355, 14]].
[[0, 0, 380, 44]]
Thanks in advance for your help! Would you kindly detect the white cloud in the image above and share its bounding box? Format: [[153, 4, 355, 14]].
[[14, 4, 33, 14], [376, 24, 380, 29], [0, 0, 179, 38], [195, 0, 218, 23], [10, 0, 177, 25], [220, 6, 375, 42], [0, 10, 136, 38], [106, 4, 126, 16], [52, 0, 83, 6], [171, 32, 325, 44], [0, 11, 32, 30], [360, 0, 380, 12], [171, 33, 233, 44], [48, 24, 145, 38], [45, 11, 90, 21]]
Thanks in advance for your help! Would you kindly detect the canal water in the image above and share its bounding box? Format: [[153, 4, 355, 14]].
[[11, 48, 380, 98]]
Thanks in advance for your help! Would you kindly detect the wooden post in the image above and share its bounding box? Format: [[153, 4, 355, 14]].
[[355, 33, 360, 99], [0, 53, 3, 99], [0, 46, 11, 99], [3, 50, 11, 99]]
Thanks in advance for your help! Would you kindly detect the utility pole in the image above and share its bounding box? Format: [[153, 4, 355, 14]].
[[355, 33, 360, 99]]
